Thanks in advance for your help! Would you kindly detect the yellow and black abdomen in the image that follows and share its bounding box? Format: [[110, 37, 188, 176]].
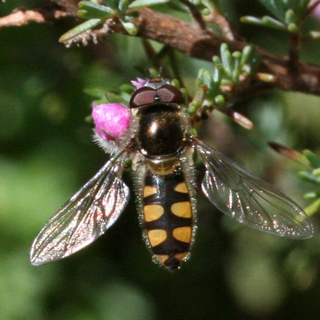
[[142, 168, 193, 270]]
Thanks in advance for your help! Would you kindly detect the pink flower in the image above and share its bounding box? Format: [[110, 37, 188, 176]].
[[311, 0, 320, 19], [131, 77, 147, 89], [92, 103, 131, 141]]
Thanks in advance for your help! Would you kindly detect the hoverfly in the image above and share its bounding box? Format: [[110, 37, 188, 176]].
[[30, 74, 314, 270]]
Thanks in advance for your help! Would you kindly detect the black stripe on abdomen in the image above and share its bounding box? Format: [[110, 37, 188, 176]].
[[142, 169, 193, 270]]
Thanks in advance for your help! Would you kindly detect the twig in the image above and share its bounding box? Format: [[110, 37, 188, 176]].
[[288, 30, 301, 72], [142, 39, 167, 72], [2, 4, 320, 97], [203, 2, 238, 40], [180, 0, 206, 30], [167, 48, 186, 88], [0, 6, 67, 29]]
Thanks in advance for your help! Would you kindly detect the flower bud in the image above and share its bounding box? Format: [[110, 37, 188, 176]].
[[92, 103, 131, 141]]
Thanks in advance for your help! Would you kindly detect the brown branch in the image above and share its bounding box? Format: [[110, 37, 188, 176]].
[[120, 8, 320, 96], [107, 9, 243, 60], [203, 7, 239, 41], [0, 6, 68, 29], [2, 3, 320, 97], [180, 0, 206, 30]]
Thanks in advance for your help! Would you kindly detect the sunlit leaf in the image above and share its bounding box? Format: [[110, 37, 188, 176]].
[[129, 0, 171, 8], [79, 1, 115, 14], [120, 20, 138, 35], [78, 1, 114, 19], [303, 150, 320, 169], [298, 171, 320, 184], [304, 198, 320, 216], [304, 191, 320, 200], [59, 19, 103, 42], [220, 43, 233, 77]]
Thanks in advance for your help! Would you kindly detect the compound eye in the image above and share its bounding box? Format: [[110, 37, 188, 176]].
[[156, 85, 184, 104], [130, 87, 157, 108]]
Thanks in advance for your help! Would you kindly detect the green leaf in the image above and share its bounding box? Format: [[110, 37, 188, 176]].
[[304, 191, 320, 200], [262, 15, 287, 29], [84, 88, 108, 98], [305, 30, 320, 40], [240, 45, 254, 67], [246, 54, 260, 75], [241, 16, 267, 27], [189, 97, 201, 116], [214, 95, 225, 105], [313, 168, 320, 177], [232, 51, 241, 71], [241, 15, 286, 30], [78, 1, 114, 19], [170, 79, 181, 88], [298, 171, 320, 184], [190, 77, 206, 114], [258, 0, 289, 22], [231, 69, 240, 83], [285, 9, 299, 32], [287, 22, 298, 33], [129, 0, 171, 8], [304, 198, 320, 216], [285, 9, 296, 24], [92, 99, 110, 105], [220, 43, 233, 77], [190, 0, 202, 5], [202, 69, 213, 88], [303, 150, 320, 168], [196, 67, 222, 102], [102, 0, 120, 11], [79, 1, 114, 14], [119, 84, 135, 94], [120, 19, 138, 35], [59, 19, 103, 42], [212, 55, 222, 66], [123, 11, 139, 21], [212, 64, 223, 93], [203, 71, 216, 100], [287, 0, 310, 19], [119, 0, 130, 12], [105, 92, 129, 104], [258, 0, 310, 22]]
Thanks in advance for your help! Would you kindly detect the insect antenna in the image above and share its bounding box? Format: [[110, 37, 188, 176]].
[[158, 66, 164, 78], [144, 68, 152, 80]]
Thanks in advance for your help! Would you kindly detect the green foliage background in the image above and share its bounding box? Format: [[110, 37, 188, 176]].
[[1, 0, 320, 319]]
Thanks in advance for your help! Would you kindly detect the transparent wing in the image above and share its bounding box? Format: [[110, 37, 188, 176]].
[[30, 150, 130, 266], [196, 140, 314, 239]]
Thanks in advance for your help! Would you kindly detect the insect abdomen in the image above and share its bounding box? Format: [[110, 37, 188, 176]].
[[142, 169, 193, 270]]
